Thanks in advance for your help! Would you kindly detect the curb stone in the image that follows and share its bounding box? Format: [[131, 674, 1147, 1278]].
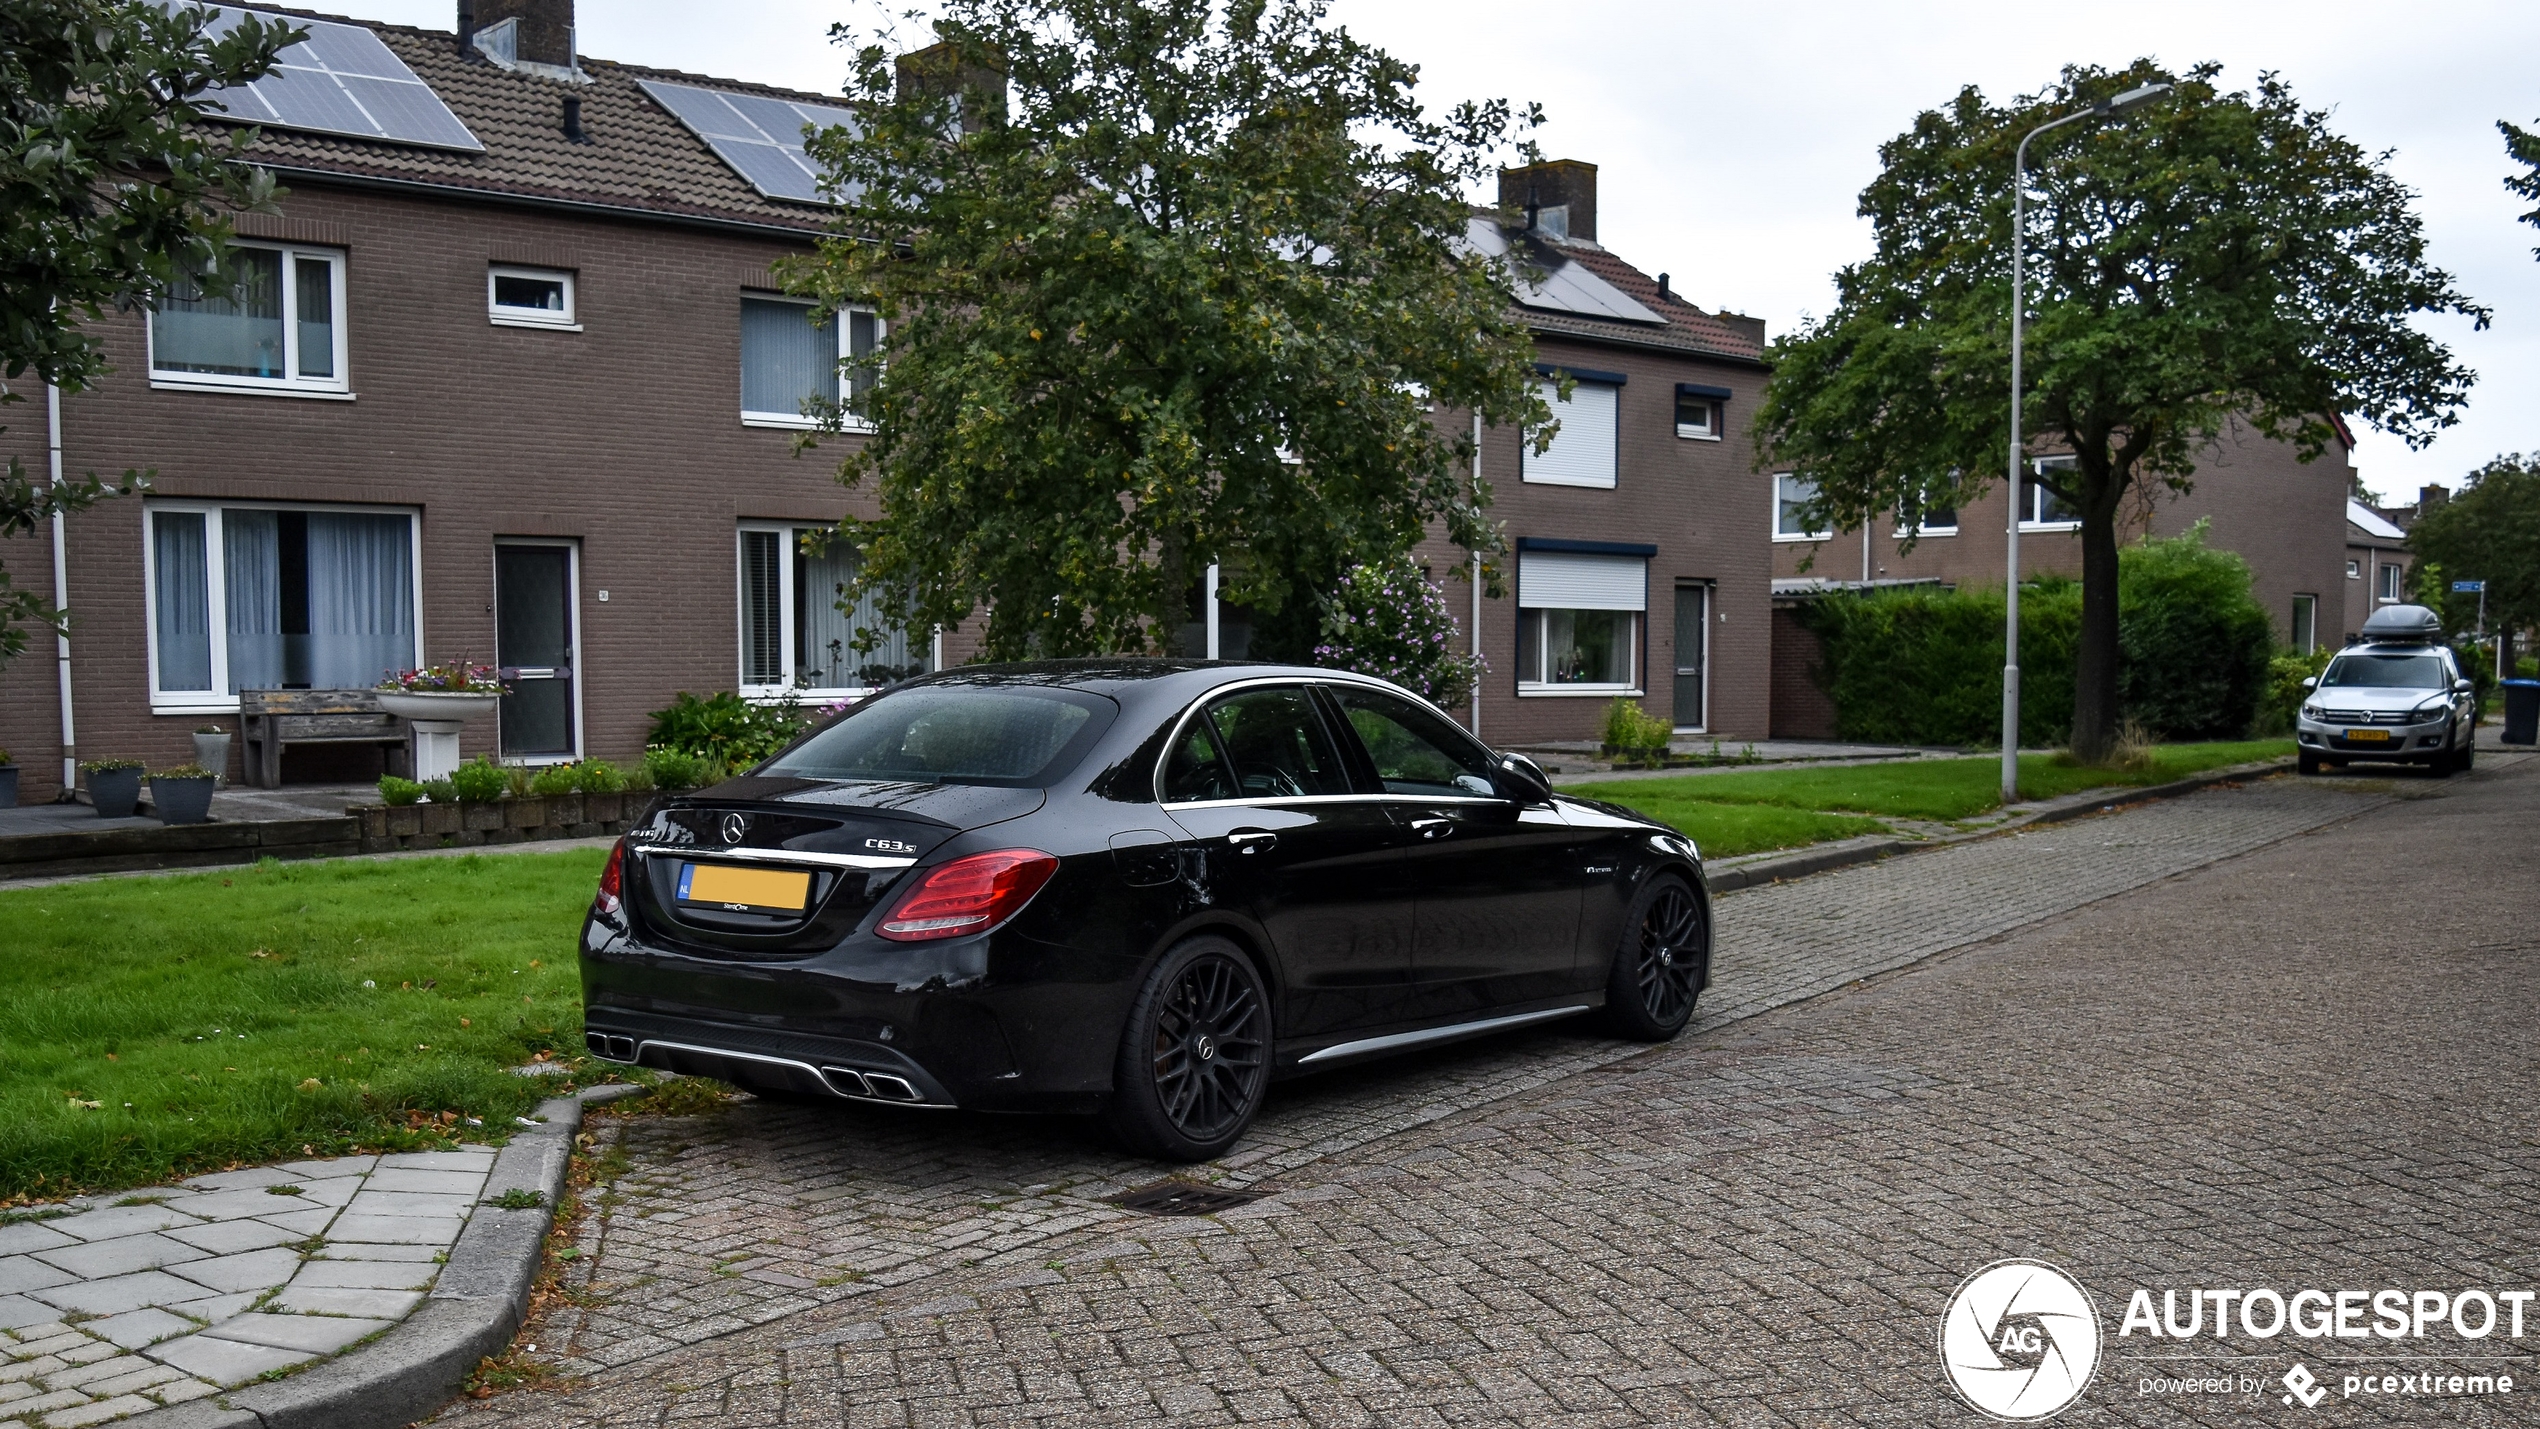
[[109, 1084, 649, 1429], [1701, 757, 2296, 894]]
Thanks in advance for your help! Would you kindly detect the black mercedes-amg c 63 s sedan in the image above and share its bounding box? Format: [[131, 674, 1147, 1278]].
[[580, 661, 1711, 1160]]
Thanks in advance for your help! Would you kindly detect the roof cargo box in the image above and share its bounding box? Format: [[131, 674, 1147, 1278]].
[[2358, 604, 2443, 644]]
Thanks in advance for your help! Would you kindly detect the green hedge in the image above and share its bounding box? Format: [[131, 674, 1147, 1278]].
[[1796, 525, 2277, 747]]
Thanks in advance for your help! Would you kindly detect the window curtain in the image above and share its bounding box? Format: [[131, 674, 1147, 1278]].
[[740, 299, 837, 416], [796, 533, 925, 688], [222, 509, 284, 692], [305, 513, 414, 687], [153, 511, 214, 691], [741, 530, 782, 684]]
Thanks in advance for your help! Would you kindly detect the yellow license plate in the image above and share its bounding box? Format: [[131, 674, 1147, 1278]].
[[2343, 729, 2391, 743], [678, 863, 811, 912]]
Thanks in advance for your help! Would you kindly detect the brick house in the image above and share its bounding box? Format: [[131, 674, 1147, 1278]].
[[1404, 161, 1775, 746], [1764, 418, 2356, 738], [2344, 499, 2414, 643], [0, 0, 939, 801]]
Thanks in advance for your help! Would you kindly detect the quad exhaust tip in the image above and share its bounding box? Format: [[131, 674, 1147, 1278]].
[[585, 1032, 637, 1062]]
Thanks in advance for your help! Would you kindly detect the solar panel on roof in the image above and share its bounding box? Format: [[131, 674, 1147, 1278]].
[[187, 4, 484, 153], [1462, 219, 1664, 326], [638, 79, 862, 205]]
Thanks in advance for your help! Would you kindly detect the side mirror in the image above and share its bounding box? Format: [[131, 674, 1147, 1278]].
[[1494, 752, 1554, 805], [2300, 676, 2318, 690], [2455, 679, 2474, 694]]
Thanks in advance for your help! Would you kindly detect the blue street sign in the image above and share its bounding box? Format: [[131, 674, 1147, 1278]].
[[2452, 580, 2486, 592]]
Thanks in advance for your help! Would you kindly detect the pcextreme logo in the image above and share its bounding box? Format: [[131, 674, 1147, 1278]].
[[1940, 1260, 2103, 1421]]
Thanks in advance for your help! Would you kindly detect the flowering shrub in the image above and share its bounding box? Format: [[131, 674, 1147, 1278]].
[[378, 661, 505, 694], [1314, 557, 1485, 708]]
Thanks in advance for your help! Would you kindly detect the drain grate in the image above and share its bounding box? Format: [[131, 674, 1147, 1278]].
[[1107, 1180, 1268, 1217]]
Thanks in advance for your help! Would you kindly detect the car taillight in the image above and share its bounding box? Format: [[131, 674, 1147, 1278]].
[[592, 838, 625, 917], [876, 849, 1058, 942]]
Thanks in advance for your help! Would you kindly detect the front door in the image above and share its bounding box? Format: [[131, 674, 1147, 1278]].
[[1673, 583, 1708, 732], [495, 542, 578, 760], [1322, 683, 1585, 1020], [1158, 683, 1415, 1041]]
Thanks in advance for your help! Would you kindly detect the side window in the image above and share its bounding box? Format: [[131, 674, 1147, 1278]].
[[1326, 686, 1497, 797], [1160, 720, 1237, 803], [1201, 686, 1352, 798]]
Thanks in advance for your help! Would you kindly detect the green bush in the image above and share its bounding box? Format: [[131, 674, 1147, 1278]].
[[527, 763, 578, 797], [2254, 649, 2332, 736], [1797, 527, 2284, 747], [377, 776, 425, 807], [644, 691, 807, 766], [448, 756, 509, 804], [1795, 579, 2080, 747], [420, 778, 457, 804], [640, 746, 718, 791], [570, 759, 627, 794], [1599, 699, 1673, 756], [2115, 524, 2275, 740]]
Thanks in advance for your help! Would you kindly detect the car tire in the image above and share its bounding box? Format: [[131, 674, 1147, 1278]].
[[2297, 751, 2322, 776], [2461, 736, 2476, 772], [1602, 873, 1709, 1042], [1102, 935, 1272, 1162]]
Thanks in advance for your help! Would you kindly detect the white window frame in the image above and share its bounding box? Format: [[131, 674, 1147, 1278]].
[[1896, 505, 1959, 538], [1774, 473, 1832, 541], [2377, 562, 2403, 602], [739, 295, 880, 433], [735, 522, 926, 703], [1516, 608, 1641, 696], [487, 265, 579, 330], [141, 499, 424, 715], [148, 241, 352, 400], [2291, 594, 2318, 654], [1674, 388, 1723, 442], [2021, 457, 2083, 531], [2346, 559, 2362, 579]]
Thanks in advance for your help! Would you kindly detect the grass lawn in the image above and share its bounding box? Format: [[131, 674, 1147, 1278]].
[[0, 850, 610, 1202], [1565, 795, 1892, 859], [1576, 739, 2294, 824]]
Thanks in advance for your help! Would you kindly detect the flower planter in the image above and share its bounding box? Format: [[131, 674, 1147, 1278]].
[[376, 691, 501, 782], [88, 766, 143, 819], [420, 803, 462, 837], [151, 774, 217, 825], [506, 797, 548, 829], [191, 732, 234, 786], [0, 765, 17, 809], [545, 794, 586, 827], [386, 806, 423, 838], [462, 802, 505, 832], [586, 792, 624, 824]]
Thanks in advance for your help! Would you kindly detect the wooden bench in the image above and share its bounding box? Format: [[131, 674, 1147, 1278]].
[[238, 690, 411, 789]]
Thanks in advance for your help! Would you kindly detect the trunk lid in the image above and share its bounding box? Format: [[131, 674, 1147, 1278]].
[[626, 778, 1045, 958]]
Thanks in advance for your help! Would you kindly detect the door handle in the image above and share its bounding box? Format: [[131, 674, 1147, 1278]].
[[1410, 817, 1453, 839], [1227, 829, 1278, 854]]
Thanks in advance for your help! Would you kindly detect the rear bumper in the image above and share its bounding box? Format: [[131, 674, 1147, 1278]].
[[579, 916, 1131, 1115]]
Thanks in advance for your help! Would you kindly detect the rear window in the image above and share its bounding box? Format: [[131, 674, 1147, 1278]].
[[2320, 654, 2446, 690], [763, 685, 1115, 787]]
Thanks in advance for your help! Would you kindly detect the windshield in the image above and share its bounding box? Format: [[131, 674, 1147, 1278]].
[[763, 685, 1115, 787], [2319, 653, 2447, 691]]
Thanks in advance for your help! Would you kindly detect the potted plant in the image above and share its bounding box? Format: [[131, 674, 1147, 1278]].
[[376, 662, 507, 781], [0, 747, 16, 809], [150, 764, 218, 825], [191, 725, 234, 786], [83, 758, 146, 818]]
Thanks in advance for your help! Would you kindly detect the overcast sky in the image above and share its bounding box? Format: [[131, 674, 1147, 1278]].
[[344, 1, 2540, 504]]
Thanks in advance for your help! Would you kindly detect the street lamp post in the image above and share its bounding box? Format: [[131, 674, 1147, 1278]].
[[2002, 81, 2172, 805]]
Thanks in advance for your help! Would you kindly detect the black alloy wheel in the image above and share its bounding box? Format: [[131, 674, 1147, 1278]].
[[1104, 937, 1271, 1160], [1603, 874, 1707, 1041]]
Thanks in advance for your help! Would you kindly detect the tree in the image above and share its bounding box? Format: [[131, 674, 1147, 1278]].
[[2408, 454, 2540, 673], [1, 0, 299, 667], [784, 0, 1551, 660], [1756, 62, 2485, 761], [2503, 118, 2540, 259]]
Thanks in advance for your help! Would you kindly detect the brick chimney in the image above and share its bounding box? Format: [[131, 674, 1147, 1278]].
[[471, 0, 573, 68], [1498, 159, 1598, 243], [896, 40, 1007, 130], [2419, 483, 2450, 513]]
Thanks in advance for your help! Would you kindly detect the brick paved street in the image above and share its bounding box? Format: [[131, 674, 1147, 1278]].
[[435, 759, 2537, 1426]]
